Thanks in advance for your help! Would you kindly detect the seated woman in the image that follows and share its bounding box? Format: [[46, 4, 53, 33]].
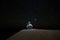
[[26, 21, 33, 29]]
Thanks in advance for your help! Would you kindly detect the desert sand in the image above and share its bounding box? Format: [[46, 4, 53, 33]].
[[7, 29, 60, 40]]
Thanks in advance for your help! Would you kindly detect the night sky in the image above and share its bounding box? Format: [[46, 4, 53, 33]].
[[1, 0, 60, 27]]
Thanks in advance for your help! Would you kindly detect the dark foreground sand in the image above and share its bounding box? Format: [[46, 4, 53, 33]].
[[7, 29, 60, 40]]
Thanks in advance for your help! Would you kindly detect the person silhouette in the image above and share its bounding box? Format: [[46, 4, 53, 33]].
[[26, 21, 33, 29]]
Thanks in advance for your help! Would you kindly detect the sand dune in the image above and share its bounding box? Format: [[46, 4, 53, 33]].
[[7, 29, 60, 40]]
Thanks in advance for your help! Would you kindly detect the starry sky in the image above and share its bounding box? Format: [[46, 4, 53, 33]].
[[1, 0, 60, 26]]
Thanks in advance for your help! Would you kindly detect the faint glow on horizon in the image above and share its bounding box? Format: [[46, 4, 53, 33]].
[[34, 18, 37, 22]]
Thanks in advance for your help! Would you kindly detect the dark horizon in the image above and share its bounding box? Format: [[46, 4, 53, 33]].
[[1, 0, 60, 27]]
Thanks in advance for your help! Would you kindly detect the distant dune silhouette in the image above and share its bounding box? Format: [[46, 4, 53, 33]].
[[7, 29, 60, 40]]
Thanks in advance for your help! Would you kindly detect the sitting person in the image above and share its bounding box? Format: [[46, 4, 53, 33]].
[[26, 21, 33, 29]]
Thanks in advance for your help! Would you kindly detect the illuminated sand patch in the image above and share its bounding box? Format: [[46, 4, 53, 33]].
[[7, 29, 60, 40]]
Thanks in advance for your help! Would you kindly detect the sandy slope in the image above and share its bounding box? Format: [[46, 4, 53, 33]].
[[7, 29, 60, 40]]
